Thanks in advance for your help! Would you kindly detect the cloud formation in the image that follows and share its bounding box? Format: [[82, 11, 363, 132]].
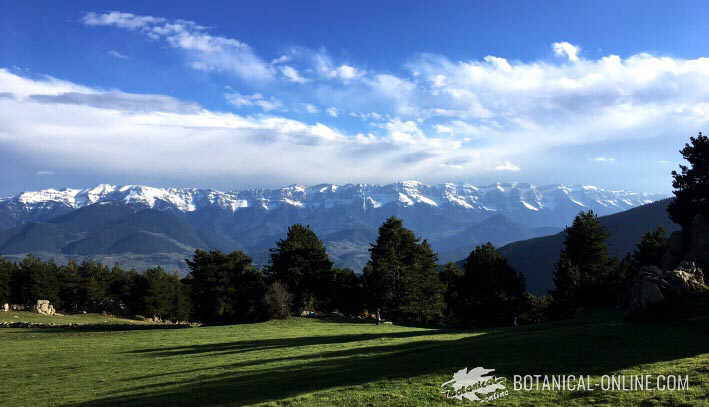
[[0, 69, 480, 186], [107, 50, 130, 59], [552, 41, 581, 62], [225, 92, 283, 112], [6, 13, 709, 190], [84, 11, 273, 81]]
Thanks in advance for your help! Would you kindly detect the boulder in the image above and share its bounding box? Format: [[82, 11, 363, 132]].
[[34, 300, 56, 316], [626, 266, 666, 315], [625, 264, 707, 318]]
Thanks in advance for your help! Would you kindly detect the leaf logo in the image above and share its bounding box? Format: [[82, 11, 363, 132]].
[[441, 367, 507, 402]]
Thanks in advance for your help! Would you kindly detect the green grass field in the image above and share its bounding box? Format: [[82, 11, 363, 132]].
[[0, 313, 706, 407], [0, 311, 149, 325]]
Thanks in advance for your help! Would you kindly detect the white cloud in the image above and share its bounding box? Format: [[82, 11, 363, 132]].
[[592, 156, 616, 163], [303, 103, 319, 114], [271, 55, 290, 64], [83, 12, 273, 81], [35, 170, 55, 176], [8, 26, 709, 188], [483, 55, 512, 71], [331, 64, 364, 80], [30, 91, 201, 113], [225, 92, 283, 112], [280, 65, 307, 83], [0, 69, 493, 185], [312, 52, 365, 82], [495, 161, 521, 171], [107, 50, 130, 59], [552, 41, 581, 62]]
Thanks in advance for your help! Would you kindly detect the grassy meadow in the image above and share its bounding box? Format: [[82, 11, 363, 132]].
[[0, 313, 707, 407], [0, 311, 150, 326]]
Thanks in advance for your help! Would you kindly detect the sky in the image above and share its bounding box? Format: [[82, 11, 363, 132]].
[[1, 0, 708, 195]]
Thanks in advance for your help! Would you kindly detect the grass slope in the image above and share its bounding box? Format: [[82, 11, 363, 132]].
[[0, 312, 149, 325], [0, 313, 706, 407]]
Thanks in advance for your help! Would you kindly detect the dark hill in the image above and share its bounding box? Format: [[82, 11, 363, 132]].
[[497, 199, 679, 295]]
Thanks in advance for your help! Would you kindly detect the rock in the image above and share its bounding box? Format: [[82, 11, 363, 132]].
[[625, 264, 708, 318], [34, 300, 56, 316], [666, 261, 706, 293], [626, 266, 666, 315]]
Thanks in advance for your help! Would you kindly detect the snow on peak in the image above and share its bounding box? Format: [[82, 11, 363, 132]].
[[1, 181, 668, 215], [17, 188, 81, 207]]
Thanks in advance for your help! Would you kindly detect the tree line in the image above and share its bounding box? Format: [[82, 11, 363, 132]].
[[0, 217, 529, 326], [0, 210, 651, 326]]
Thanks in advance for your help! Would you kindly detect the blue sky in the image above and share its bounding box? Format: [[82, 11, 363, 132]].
[[1, 0, 708, 195]]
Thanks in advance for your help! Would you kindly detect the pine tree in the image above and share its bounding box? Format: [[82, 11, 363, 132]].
[[633, 227, 668, 268], [550, 211, 613, 313], [363, 217, 444, 323], [12, 255, 60, 305], [267, 224, 334, 312], [330, 268, 363, 316], [398, 240, 445, 323], [668, 132, 709, 228], [549, 253, 581, 319], [455, 243, 525, 326], [0, 257, 14, 305], [76, 260, 111, 312], [137, 267, 191, 322], [57, 260, 82, 312], [187, 249, 266, 323], [440, 262, 463, 321]]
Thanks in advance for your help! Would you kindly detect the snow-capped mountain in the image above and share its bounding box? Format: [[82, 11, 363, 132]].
[[2, 181, 664, 215], [0, 181, 668, 274]]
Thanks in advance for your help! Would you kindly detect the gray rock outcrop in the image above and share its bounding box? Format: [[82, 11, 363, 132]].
[[34, 300, 56, 316]]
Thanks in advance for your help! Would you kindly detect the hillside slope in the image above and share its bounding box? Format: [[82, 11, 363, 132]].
[[498, 199, 679, 294]]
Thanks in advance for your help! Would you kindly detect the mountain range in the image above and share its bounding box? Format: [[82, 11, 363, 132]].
[[0, 182, 667, 275]]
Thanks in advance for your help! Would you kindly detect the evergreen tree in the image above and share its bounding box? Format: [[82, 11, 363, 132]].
[[330, 268, 364, 316], [363, 217, 444, 323], [454, 243, 525, 326], [550, 211, 613, 313], [0, 257, 14, 305], [187, 249, 266, 323], [440, 262, 463, 321], [397, 240, 445, 323], [76, 260, 111, 312], [549, 253, 581, 319], [57, 260, 82, 312], [11, 255, 60, 305], [668, 132, 709, 228], [267, 224, 334, 312], [633, 227, 669, 268], [138, 267, 191, 321]]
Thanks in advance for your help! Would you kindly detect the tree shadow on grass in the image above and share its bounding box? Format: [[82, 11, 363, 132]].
[[125, 328, 454, 357], [75, 320, 709, 407]]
